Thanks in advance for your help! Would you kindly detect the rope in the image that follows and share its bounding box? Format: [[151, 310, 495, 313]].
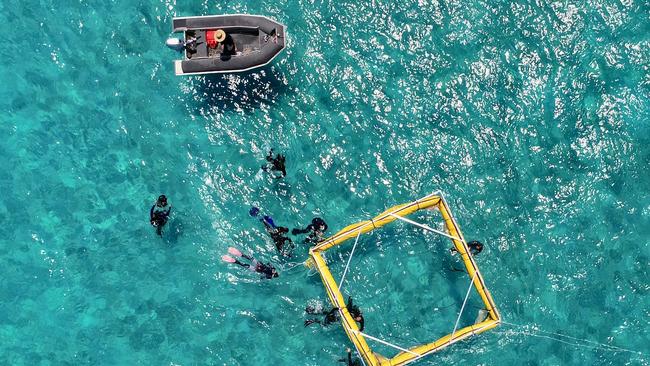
[[281, 261, 306, 271], [389, 213, 462, 242], [500, 321, 648, 356], [451, 270, 477, 340], [307, 267, 319, 277], [352, 330, 421, 356], [339, 228, 362, 292]]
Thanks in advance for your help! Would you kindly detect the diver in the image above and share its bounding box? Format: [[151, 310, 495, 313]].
[[269, 226, 293, 257], [304, 297, 364, 331], [250, 207, 294, 257], [304, 306, 339, 327], [338, 348, 362, 366], [450, 240, 484, 256], [222, 247, 279, 279], [262, 149, 287, 178], [346, 297, 365, 332], [150, 195, 172, 236], [292, 217, 328, 244]]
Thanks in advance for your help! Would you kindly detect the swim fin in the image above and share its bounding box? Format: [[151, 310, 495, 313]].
[[222, 255, 236, 263], [228, 247, 243, 257]]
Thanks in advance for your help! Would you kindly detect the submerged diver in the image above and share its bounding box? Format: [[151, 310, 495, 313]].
[[250, 207, 294, 257], [450, 240, 484, 256], [292, 217, 328, 244], [305, 297, 364, 331], [262, 149, 287, 178], [304, 306, 339, 327], [339, 348, 362, 366], [150, 195, 172, 236], [222, 247, 279, 279]]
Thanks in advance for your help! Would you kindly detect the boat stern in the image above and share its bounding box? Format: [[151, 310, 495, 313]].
[[174, 60, 185, 76]]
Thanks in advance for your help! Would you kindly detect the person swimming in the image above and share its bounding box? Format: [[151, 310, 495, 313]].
[[250, 207, 294, 257], [346, 297, 365, 332], [304, 306, 339, 327], [222, 247, 278, 279], [304, 297, 363, 331], [450, 240, 484, 256], [338, 348, 362, 366], [262, 149, 287, 178], [292, 217, 328, 244], [150, 195, 172, 236]]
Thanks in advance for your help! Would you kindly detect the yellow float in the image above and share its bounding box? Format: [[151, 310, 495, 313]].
[[306, 192, 501, 366]]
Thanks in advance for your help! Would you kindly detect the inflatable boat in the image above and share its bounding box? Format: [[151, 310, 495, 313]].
[[166, 15, 286, 76]]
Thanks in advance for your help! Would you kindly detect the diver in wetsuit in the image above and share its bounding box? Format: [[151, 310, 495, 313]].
[[263, 149, 287, 178], [304, 306, 339, 327], [292, 217, 328, 244], [450, 240, 484, 256], [346, 297, 365, 332], [150, 195, 172, 236], [232, 254, 278, 279], [222, 247, 279, 279], [250, 207, 294, 257], [304, 297, 364, 331], [269, 226, 293, 256], [339, 348, 362, 366]]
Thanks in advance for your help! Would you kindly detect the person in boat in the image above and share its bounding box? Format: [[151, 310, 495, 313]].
[[183, 31, 200, 58], [150, 195, 172, 236], [292, 217, 328, 243], [262, 149, 287, 178], [250, 207, 294, 257], [212, 29, 237, 55], [222, 247, 278, 279], [450, 240, 484, 256], [339, 348, 361, 366], [184, 36, 197, 51]]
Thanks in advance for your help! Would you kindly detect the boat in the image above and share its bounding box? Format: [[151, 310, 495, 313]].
[[166, 15, 286, 76]]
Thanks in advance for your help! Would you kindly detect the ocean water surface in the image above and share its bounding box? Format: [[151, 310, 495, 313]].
[[0, 0, 648, 365]]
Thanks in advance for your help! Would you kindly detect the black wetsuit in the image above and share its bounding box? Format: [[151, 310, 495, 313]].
[[292, 217, 328, 243], [451, 240, 484, 256], [234, 254, 278, 279], [222, 34, 236, 55], [150, 203, 171, 236], [255, 262, 277, 279], [349, 313, 364, 332], [347, 297, 364, 331], [305, 307, 339, 327], [270, 228, 293, 256], [260, 217, 294, 256], [468, 240, 484, 255], [339, 351, 362, 366], [264, 150, 286, 178]]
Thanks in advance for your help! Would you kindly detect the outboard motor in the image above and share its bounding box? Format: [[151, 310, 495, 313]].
[[166, 38, 184, 52]]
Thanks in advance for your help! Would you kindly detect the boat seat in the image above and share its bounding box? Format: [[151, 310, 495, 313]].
[[218, 26, 259, 36]]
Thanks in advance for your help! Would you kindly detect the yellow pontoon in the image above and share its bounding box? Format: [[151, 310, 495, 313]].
[[306, 192, 500, 366]]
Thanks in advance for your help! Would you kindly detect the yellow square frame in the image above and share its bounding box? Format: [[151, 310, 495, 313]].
[[307, 192, 501, 366]]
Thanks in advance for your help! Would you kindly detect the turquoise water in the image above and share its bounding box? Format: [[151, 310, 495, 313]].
[[1, 0, 648, 364]]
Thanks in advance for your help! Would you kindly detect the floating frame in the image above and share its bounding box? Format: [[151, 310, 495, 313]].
[[307, 192, 501, 366]]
